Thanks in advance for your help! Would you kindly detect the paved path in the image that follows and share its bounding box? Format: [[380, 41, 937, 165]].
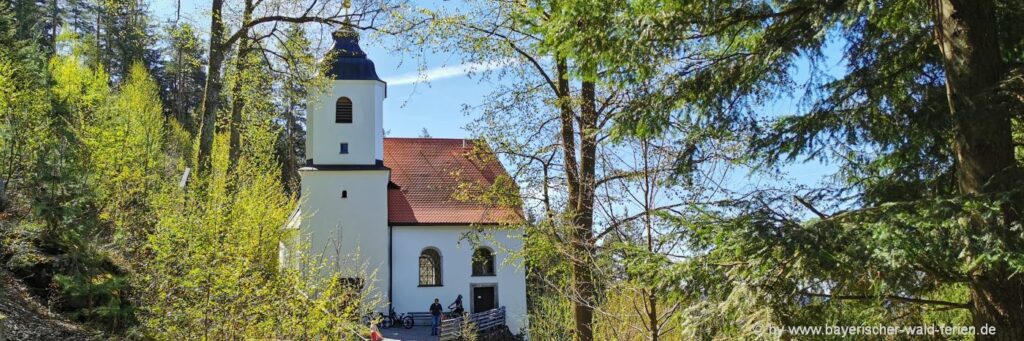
[[379, 326, 439, 341]]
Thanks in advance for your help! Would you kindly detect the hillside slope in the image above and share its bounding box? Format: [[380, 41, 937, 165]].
[[0, 269, 96, 340]]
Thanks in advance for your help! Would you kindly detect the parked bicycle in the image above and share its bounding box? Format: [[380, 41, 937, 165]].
[[384, 306, 414, 329]]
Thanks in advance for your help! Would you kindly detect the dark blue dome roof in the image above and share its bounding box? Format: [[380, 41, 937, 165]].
[[326, 26, 381, 81]]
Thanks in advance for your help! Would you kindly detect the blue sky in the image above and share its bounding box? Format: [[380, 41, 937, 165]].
[[148, 0, 842, 192], [151, 0, 484, 139]]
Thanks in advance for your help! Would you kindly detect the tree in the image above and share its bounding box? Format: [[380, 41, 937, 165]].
[[535, 0, 1024, 337], [0, 0, 49, 209], [397, 1, 735, 339], [77, 62, 165, 249], [139, 65, 373, 339], [49, 0, 160, 80], [0, 2, 400, 336], [160, 23, 206, 134], [414, 2, 604, 333], [271, 23, 318, 193], [225, 0, 257, 174], [97, 0, 160, 80], [5, 0, 49, 51], [24, 35, 140, 331], [195, 0, 410, 176], [930, 0, 1023, 332]]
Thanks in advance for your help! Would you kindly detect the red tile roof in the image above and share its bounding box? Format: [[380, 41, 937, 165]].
[[384, 138, 522, 225]]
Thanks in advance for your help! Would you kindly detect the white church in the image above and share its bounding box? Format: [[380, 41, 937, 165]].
[[284, 26, 528, 334]]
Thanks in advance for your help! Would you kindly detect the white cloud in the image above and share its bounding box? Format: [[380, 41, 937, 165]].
[[387, 59, 514, 86]]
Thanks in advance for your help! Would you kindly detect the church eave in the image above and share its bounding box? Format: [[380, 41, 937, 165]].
[[301, 159, 389, 171]]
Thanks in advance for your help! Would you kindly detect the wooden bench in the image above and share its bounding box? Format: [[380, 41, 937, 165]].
[[404, 312, 436, 327]]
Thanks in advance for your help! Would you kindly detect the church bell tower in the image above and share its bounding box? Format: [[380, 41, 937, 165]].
[[306, 24, 386, 166], [297, 23, 390, 307]]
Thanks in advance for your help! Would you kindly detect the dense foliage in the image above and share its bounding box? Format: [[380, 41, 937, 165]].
[[383, 0, 1024, 340], [0, 0, 377, 338], [3, 0, 1023, 340], [516, 0, 1024, 339]]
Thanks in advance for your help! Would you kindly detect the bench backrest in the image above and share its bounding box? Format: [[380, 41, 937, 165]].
[[405, 312, 436, 325]]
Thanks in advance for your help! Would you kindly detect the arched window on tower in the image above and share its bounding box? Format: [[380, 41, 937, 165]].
[[472, 247, 495, 276], [419, 248, 442, 286], [335, 97, 353, 123]]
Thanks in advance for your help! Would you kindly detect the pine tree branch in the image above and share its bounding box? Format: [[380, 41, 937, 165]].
[[799, 290, 969, 308]]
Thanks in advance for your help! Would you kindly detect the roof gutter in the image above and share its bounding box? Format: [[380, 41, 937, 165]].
[[386, 222, 517, 227]]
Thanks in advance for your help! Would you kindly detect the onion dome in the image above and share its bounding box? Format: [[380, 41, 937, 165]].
[[326, 23, 381, 81]]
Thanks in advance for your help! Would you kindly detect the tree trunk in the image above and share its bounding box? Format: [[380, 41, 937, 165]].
[[932, 0, 1024, 338], [172, 0, 190, 133], [577, 79, 598, 341], [282, 101, 300, 194], [94, 2, 101, 70], [50, 0, 57, 49], [197, 0, 226, 175], [573, 76, 599, 341], [969, 274, 1024, 340], [641, 140, 659, 341], [554, 58, 596, 341], [227, 0, 254, 174]]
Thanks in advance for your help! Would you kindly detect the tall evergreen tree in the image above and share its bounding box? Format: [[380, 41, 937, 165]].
[[535, 0, 1024, 337], [273, 24, 317, 193], [95, 0, 159, 80], [159, 23, 206, 134]]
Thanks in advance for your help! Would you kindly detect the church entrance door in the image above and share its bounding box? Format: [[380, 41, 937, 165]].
[[472, 285, 496, 313]]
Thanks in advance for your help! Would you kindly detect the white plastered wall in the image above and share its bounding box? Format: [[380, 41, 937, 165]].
[[391, 225, 529, 334], [306, 79, 386, 165], [298, 169, 390, 309]]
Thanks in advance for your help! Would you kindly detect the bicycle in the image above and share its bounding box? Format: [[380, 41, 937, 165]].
[[442, 307, 465, 320], [384, 306, 414, 329]]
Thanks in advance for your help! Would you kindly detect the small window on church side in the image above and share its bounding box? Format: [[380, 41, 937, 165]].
[[336, 97, 353, 123], [339, 143, 349, 154], [472, 247, 495, 276], [419, 248, 442, 286]]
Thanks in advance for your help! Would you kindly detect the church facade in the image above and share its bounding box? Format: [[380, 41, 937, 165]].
[[286, 26, 528, 334]]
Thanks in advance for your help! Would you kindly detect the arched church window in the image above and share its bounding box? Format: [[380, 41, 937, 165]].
[[472, 247, 495, 276], [419, 248, 442, 286], [335, 97, 353, 123]]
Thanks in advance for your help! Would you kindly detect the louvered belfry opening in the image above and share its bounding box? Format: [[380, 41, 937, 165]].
[[335, 97, 353, 123]]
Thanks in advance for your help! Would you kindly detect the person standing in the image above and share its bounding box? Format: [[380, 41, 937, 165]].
[[430, 298, 443, 336]]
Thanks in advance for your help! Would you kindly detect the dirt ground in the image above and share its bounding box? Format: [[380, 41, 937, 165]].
[[0, 269, 97, 341]]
